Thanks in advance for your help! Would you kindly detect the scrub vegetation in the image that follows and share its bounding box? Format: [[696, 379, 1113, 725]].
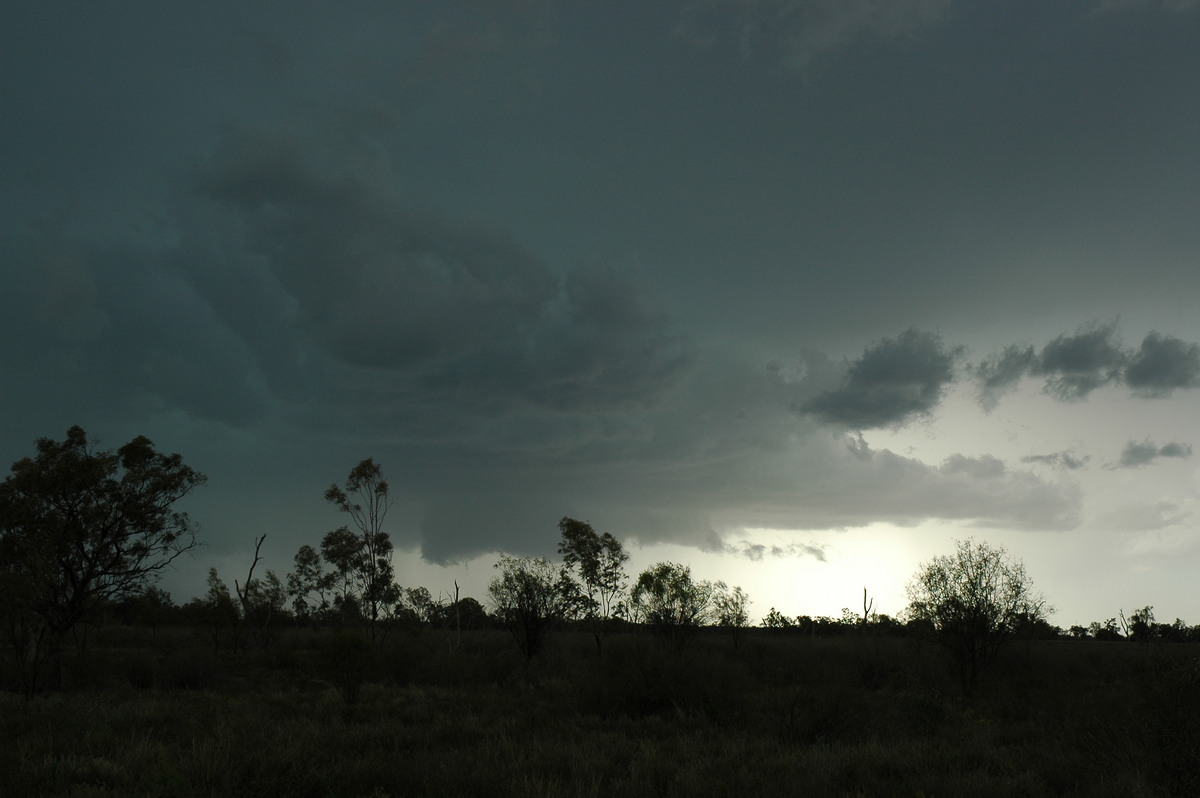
[[3, 430, 1200, 797]]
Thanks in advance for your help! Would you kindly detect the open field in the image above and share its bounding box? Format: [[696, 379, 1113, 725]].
[[3, 627, 1198, 797]]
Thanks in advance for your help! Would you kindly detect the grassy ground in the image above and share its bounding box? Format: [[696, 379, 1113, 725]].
[[2, 626, 1197, 797]]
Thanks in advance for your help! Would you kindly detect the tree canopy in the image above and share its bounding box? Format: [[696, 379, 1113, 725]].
[[906, 538, 1049, 695], [0, 426, 205, 692]]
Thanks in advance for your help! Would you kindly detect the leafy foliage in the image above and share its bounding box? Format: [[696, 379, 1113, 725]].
[[557, 516, 629, 655], [630, 562, 713, 647], [906, 538, 1050, 695], [0, 426, 205, 693], [488, 555, 572, 660], [711, 581, 750, 645], [322, 459, 402, 640]]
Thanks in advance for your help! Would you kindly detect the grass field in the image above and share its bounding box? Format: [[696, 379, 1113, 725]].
[[3, 625, 1198, 797]]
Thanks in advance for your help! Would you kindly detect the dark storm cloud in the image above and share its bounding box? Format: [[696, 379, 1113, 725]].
[[973, 325, 1200, 407], [1033, 322, 1126, 400], [1092, 0, 1200, 13], [1115, 439, 1193, 468], [0, 235, 271, 429], [1021, 451, 1090, 470], [192, 126, 687, 422], [195, 128, 557, 370], [974, 345, 1037, 411], [800, 329, 961, 428], [671, 0, 952, 67], [1124, 333, 1200, 396]]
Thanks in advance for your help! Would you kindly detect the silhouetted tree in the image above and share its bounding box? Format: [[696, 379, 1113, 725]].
[[711, 581, 750, 646], [203, 567, 240, 651], [110, 586, 176, 635], [402, 586, 435, 624], [906, 538, 1049, 696], [1090, 618, 1123, 641], [630, 562, 713, 648], [323, 459, 402, 641], [557, 517, 629, 657], [286, 543, 332, 624], [488, 555, 571, 660], [762, 608, 795, 632], [1126, 606, 1156, 643], [0, 426, 205, 694], [235, 536, 288, 648]]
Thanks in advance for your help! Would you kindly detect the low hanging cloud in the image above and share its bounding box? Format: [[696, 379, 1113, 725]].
[[1021, 451, 1090, 470], [1124, 333, 1200, 397], [799, 329, 961, 428], [974, 323, 1200, 407], [722, 539, 829, 562], [975, 344, 1038, 411], [1114, 439, 1194, 468], [1033, 322, 1127, 400]]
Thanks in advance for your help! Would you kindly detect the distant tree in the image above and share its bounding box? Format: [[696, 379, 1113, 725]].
[[110, 586, 177, 634], [234, 535, 288, 648], [1090, 618, 1124, 641], [1067, 624, 1090, 639], [1126, 606, 1156, 643], [0, 426, 205, 694], [761, 608, 795, 632], [906, 538, 1050, 696], [488, 555, 571, 660], [323, 459, 402, 641], [390, 586, 432, 627], [711, 581, 751, 646], [203, 567, 240, 652], [403, 586, 435, 624], [630, 562, 713, 648], [557, 517, 629, 656], [286, 544, 332, 625], [444, 596, 491, 631]]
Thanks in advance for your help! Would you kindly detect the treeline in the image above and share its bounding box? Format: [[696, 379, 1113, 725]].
[[2, 427, 1198, 700]]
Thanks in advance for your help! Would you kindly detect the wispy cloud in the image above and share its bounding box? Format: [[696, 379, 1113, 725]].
[[1021, 451, 1090, 470]]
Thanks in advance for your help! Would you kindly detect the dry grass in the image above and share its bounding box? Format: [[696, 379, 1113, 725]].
[[2, 627, 1195, 797]]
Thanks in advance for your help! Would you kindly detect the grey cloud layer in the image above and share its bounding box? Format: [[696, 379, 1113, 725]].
[[6, 0, 1199, 571]]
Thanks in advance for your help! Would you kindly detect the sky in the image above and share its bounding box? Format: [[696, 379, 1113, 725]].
[[4, 0, 1200, 628]]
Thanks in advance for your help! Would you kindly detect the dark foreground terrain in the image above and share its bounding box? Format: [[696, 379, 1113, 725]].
[[3, 626, 1198, 797]]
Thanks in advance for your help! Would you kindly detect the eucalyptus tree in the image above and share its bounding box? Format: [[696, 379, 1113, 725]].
[[323, 459, 402, 641], [488, 555, 573, 660], [906, 538, 1049, 696], [711, 581, 751, 646], [557, 516, 629, 656], [0, 426, 205, 693], [630, 562, 714, 648]]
